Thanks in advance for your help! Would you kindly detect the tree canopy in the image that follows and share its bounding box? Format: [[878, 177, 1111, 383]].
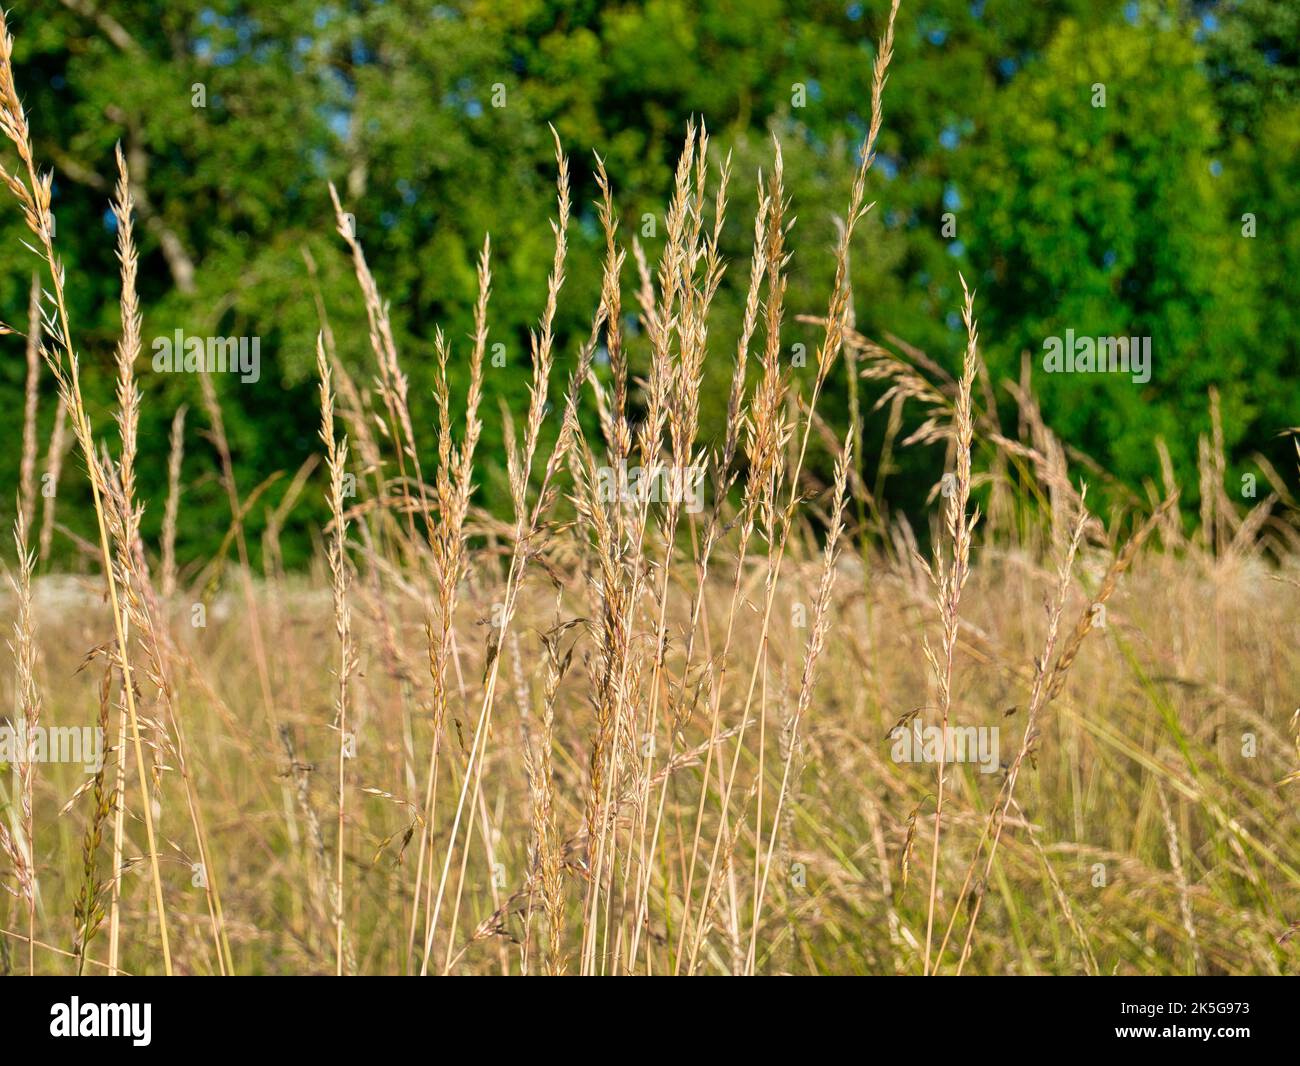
[[3, 0, 1295, 570]]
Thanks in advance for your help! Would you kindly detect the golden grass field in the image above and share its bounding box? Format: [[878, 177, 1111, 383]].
[[1, 1, 1297, 976]]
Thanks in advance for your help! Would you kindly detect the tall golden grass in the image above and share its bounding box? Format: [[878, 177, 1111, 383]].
[[1, 2, 1298, 976]]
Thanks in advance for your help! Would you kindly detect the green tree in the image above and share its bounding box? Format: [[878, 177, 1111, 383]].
[[1, 1, 1291, 569], [955, 14, 1267, 501]]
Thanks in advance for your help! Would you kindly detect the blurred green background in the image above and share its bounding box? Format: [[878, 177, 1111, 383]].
[[1, 0, 1296, 572]]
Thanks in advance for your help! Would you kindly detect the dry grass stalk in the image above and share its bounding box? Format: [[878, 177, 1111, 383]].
[[4, 508, 40, 973], [0, 12, 172, 973], [19, 272, 39, 529], [328, 182, 431, 567], [316, 336, 356, 976], [71, 665, 113, 975], [421, 127, 574, 975], [197, 373, 280, 731], [161, 405, 187, 599], [37, 396, 66, 564], [747, 438, 853, 972], [406, 239, 491, 970], [682, 0, 901, 974], [100, 147, 232, 973], [1156, 783, 1200, 975], [940, 489, 1091, 973], [922, 276, 980, 976]]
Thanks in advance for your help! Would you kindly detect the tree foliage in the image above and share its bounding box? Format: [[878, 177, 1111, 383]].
[[1, 0, 1294, 568]]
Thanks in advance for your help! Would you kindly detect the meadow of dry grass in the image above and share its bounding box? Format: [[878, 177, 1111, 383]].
[[0, 1, 1297, 977]]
